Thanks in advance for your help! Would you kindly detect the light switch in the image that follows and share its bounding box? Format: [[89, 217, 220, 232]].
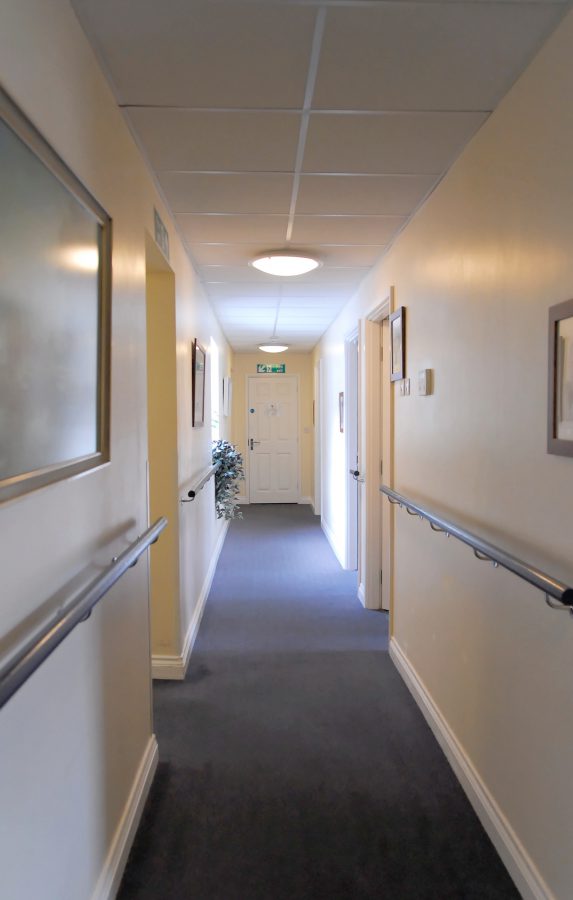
[[404, 378, 410, 396], [418, 369, 432, 396]]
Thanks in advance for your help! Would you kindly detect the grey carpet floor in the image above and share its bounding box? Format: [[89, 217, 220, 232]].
[[118, 504, 519, 900]]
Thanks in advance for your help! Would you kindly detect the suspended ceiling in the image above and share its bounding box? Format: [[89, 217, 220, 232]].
[[72, 0, 569, 352]]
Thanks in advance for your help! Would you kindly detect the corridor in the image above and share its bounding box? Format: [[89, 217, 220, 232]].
[[119, 505, 517, 900]]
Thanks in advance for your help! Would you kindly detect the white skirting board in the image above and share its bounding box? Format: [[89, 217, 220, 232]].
[[152, 520, 229, 680], [389, 638, 553, 900], [91, 735, 158, 900], [237, 496, 312, 505], [321, 516, 345, 568]]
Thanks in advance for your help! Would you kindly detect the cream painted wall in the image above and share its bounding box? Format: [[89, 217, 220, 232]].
[[146, 269, 181, 654], [316, 12, 573, 900], [0, 1, 229, 897], [171, 231, 231, 660], [231, 352, 314, 503]]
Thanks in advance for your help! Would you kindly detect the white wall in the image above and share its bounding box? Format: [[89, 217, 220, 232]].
[[173, 248, 231, 668], [316, 12, 573, 900], [0, 0, 228, 896]]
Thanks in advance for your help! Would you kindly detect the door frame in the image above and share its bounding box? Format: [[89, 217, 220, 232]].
[[245, 373, 301, 504], [145, 234, 183, 676], [360, 289, 393, 611], [344, 328, 360, 570], [313, 360, 322, 516]]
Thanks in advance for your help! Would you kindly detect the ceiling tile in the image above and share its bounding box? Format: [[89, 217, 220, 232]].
[[278, 283, 356, 300], [201, 267, 286, 285], [313, 3, 565, 111], [291, 216, 405, 245], [206, 284, 281, 301], [159, 173, 294, 214], [191, 244, 386, 268], [73, 0, 316, 107], [296, 174, 437, 216], [280, 298, 346, 310], [303, 112, 489, 175], [309, 245, 387, 267], [199, 264, 369, 286], [190, 245, 260, 267], [277, 318, 333, 328], [126, 109, 300, 172], [177, 214, 288, 244]]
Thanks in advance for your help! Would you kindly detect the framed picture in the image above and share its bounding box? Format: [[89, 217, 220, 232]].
[[192, 340, 206, 427], [0, 88, 111, 504], [548, 298, 573, 457], [222, 375, 232, 418], [390, 306, 405, 382], [339, 392, 344, 433]]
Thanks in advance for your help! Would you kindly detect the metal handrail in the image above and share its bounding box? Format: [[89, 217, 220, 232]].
[[380, 486, 573, 611], [181, 461, 220, 503], [0, 517, 168, 710]]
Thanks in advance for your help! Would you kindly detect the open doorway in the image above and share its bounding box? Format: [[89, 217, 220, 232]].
[[345, 331, 359, 571], [360, 292, 393, 612], [313, 360, 322, 517], [145, 235, 181, 673]]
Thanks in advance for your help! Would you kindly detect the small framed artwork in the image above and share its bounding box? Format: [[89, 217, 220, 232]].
[[390, 306, 405, 382], [339, 392, 344, 433], [548, 298, 573, 457], [192, 339, 206, 427]]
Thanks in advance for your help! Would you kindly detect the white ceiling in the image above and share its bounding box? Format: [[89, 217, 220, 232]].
[[72, 0, 569, 352]]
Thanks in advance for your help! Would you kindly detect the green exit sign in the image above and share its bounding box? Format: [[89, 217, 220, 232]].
[[257, 363, 286, 374]]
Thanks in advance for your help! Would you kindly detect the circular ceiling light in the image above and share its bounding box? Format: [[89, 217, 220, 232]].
[[258, 341, 289, 353], [250, 253, 320, 277]]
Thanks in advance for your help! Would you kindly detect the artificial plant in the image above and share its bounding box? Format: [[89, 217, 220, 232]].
[[212, 439, 245, 520]]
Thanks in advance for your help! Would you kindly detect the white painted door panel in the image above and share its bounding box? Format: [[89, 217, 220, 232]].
[[248, 376, 299, 503]]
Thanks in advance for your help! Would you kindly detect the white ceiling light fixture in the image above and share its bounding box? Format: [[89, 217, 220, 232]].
[[250, 252, 321, 278], [258, 339, 289, 353]]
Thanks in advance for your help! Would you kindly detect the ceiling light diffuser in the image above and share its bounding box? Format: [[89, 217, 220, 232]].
[[258, 343, 289, 353], [250, 253, 320, 277]]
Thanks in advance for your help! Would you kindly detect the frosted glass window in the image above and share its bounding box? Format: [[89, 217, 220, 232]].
[[0, 92, 110, 502]]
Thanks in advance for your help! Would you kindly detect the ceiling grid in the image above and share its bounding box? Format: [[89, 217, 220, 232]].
[[72, 0, 570, 351]]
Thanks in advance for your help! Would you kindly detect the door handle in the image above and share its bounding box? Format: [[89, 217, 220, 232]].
[[250, 439, 261, 450]]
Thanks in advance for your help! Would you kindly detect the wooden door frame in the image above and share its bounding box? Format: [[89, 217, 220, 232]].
[[360, 289, 393, 611], [313, 360, 322, 516], [245, 373, 301, 504], [344, 328, 360, 570]]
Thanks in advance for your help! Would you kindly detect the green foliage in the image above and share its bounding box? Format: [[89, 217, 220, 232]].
[[212, 439, 245, 520]]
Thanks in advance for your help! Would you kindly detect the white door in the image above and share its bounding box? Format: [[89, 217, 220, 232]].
[[248, 376, 299, 503]]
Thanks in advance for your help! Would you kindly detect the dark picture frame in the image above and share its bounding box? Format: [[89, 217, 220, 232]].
[[548, 298, 573, 457], [192, 339, 206, 427], [390, 306, 405, 382], [0, 87, 112, 505]]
